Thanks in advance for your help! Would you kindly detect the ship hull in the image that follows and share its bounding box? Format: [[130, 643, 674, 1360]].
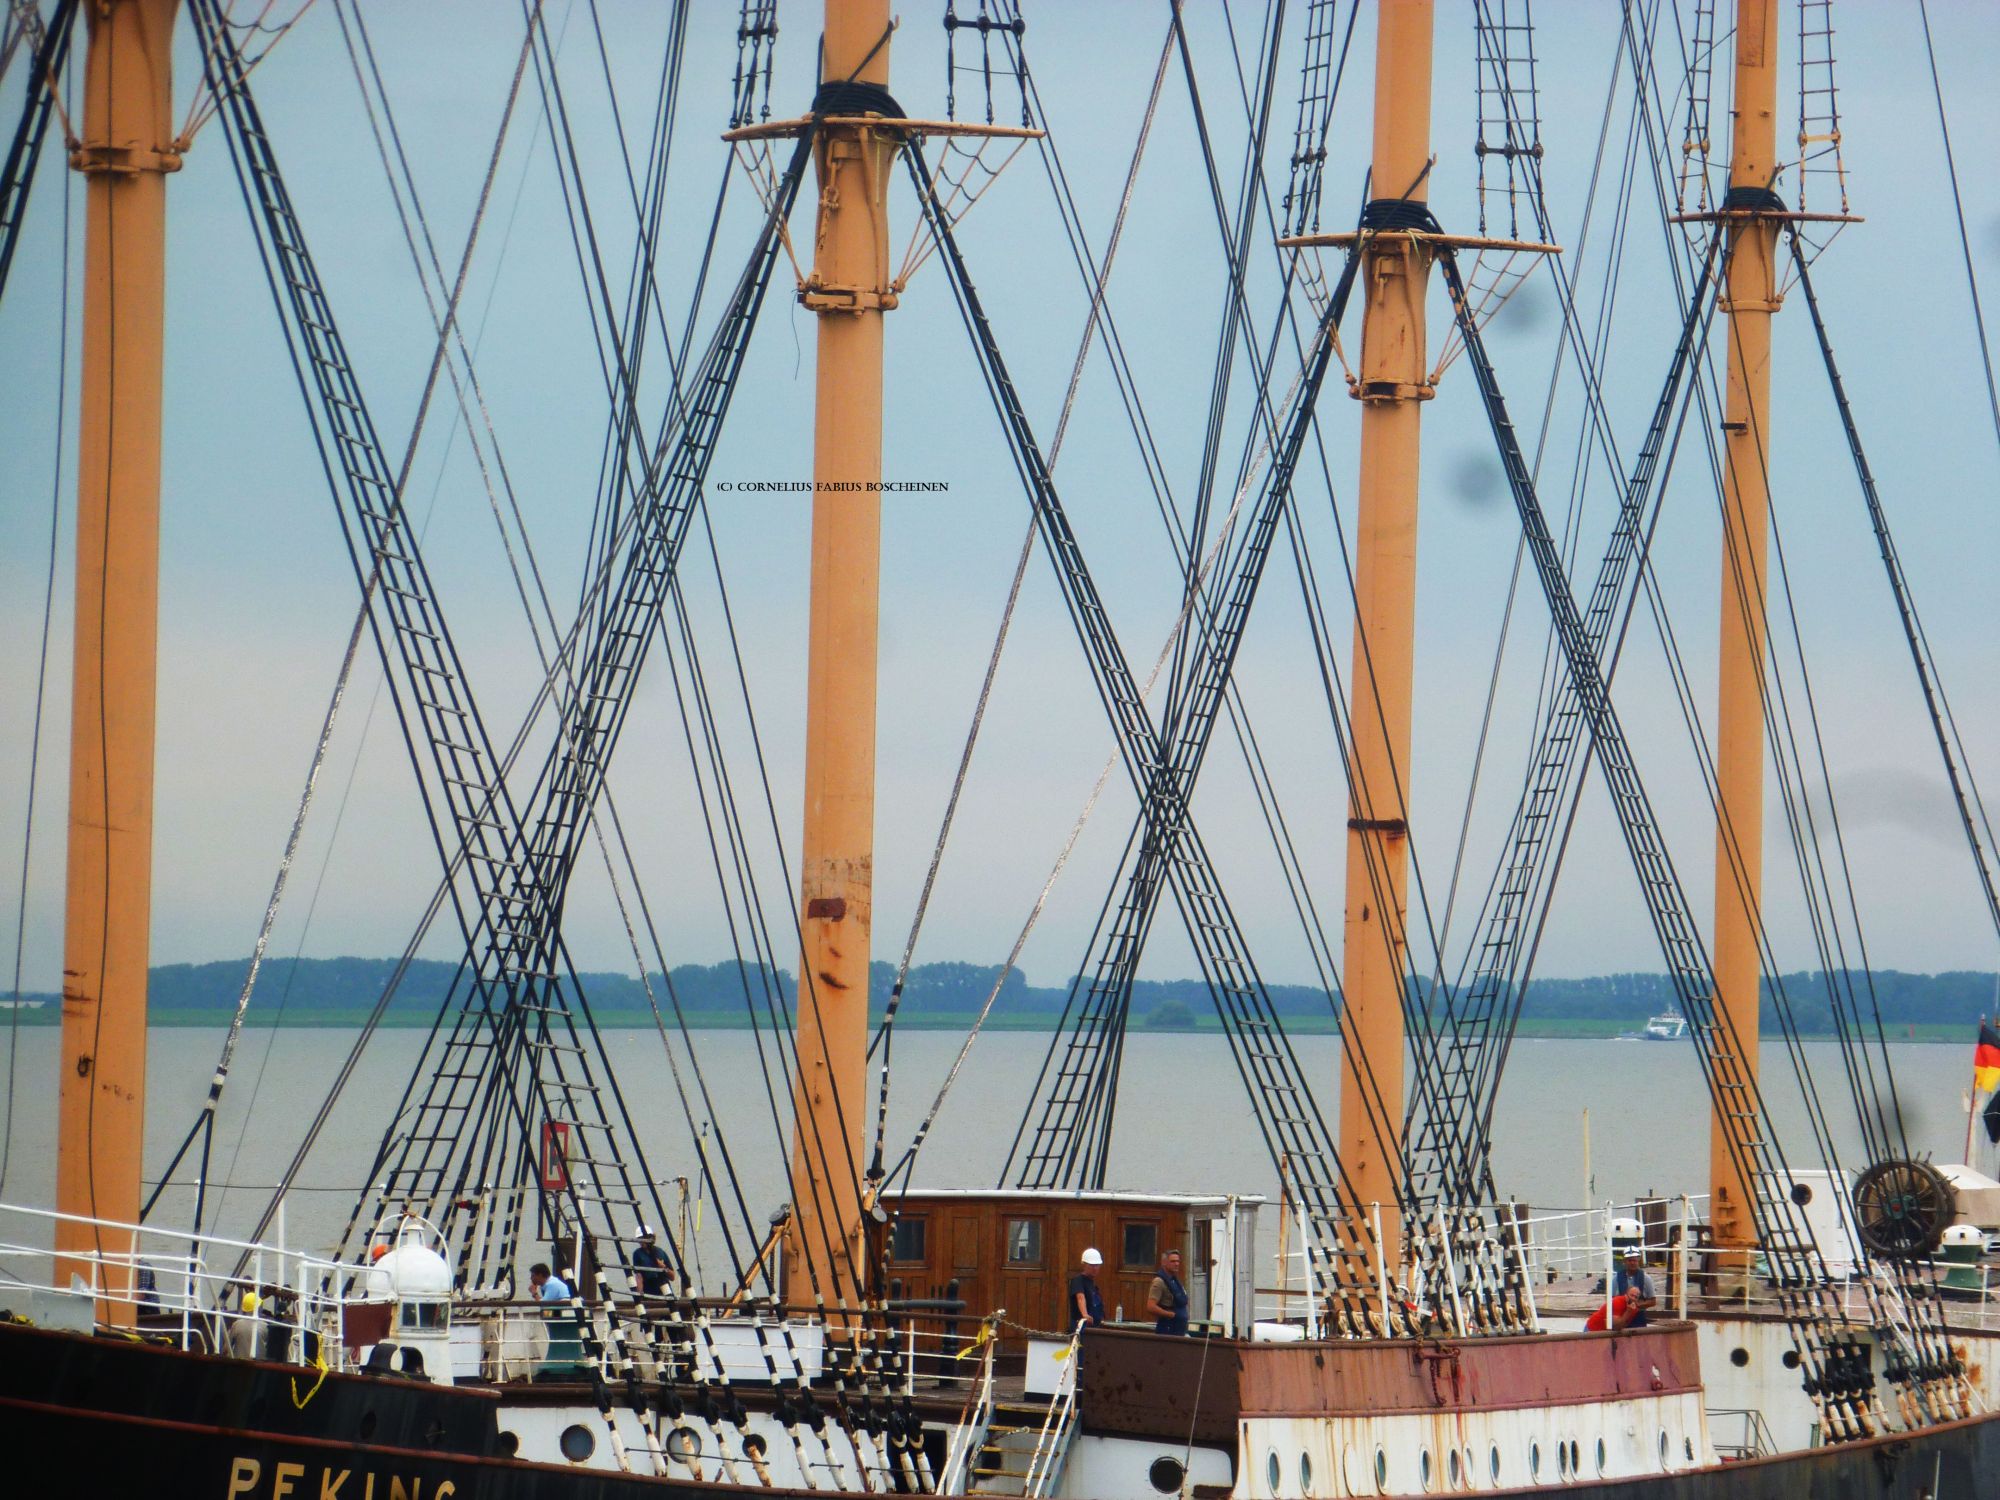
[[6, 1319, 1998, 1497]]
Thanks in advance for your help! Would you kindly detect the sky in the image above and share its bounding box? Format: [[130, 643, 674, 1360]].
[[3, 0, 2000, 1005]]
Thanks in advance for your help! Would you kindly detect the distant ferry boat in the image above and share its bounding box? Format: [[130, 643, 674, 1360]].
[[1617, 1013, 1689, 1041]]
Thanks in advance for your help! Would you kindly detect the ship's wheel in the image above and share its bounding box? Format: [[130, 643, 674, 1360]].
[[1850, 1158, 1954, 1260]]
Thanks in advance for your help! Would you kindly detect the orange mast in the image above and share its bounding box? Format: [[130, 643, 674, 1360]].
[[1336, 0, 1435, 1273], [785, 0, 895, 1310], [1708, 0, 1781, 1288], [54, 0, 181, 1324]]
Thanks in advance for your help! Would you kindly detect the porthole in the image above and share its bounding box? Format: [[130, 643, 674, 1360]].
[[742, 1433, 768, 1461], [1464, 1449, 1475, 1489], [1556, 1442, 1569, 1480], [1657, 1430, 1670, 1469], [1267, 1450, 1282, 1493], [494, 1430, 520, 1458], [1729, 1346, 1750, 1367], [559, 1424, 596, 1464], [1684, 1436, 1696, 1463], [1489, 1444, 1502, 1483], [1528, 1441, 1541, 1481], [1445, 1448, 1460, 1489], [1595, 1437, 1606, 1474], [1569, 1440, 1582, 1476], [1791, 1181, 1814, 1206], [1782, 1349, 1801, 1370], [1149, 1456, 1186, 1494], [1375, 1446, 1389, 1492], [1300, 1452, 1314, 1495], [665, 1426, 702, 1464], [1420, 1448, 1434, 1492]]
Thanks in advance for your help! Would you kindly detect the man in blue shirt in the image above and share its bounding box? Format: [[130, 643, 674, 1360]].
[[1613, 1249, 1656, 1328], [1068, 1247, 1105, 1331], [1145, 1249, 1191, 1335], [530, 1262, 572, 1303]]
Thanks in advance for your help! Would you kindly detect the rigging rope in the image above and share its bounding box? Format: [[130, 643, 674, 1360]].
[[865, 16, 1178, 1180], [1791, 238, 2000, 964], [1001, 0, 1303, 1183], [516, 8, 885, 1299], [1914, 0, 2000, 471], [332, 0, 757, 1251], [963, 2, 1419, 1252], [161, 0, 542, 1237], [0, 0, 74, 307], [0, 64, 70, 1195], [1171, 22, 1454, 1168]]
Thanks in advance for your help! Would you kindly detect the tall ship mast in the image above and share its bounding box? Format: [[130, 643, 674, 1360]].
[[51, 0, 178, 1326], [788, 0, 893, 1321], [4, 2, 2000, 1496], [1335, 0, 1432, 1269]]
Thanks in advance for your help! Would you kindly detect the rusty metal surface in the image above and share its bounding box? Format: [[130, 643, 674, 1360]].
[[1077, 1326, 1244, 1443], [1238, 1324, 1702, 1417], [1078, 1323, 1702, 1440]]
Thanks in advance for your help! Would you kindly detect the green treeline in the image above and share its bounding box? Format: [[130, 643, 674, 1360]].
[[11, 957, 1996, 1034]]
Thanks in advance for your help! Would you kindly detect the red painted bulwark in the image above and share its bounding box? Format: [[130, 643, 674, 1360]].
[[1079, 1323, 1702, 1442]]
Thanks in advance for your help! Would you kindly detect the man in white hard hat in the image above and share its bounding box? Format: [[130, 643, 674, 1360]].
[[1613, 1248, 1656, 1329], [631, 1225, 671, 1298], [1069, 1247, 1106, 1332]]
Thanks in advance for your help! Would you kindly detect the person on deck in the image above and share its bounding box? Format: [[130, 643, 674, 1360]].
[[1069, 1247, 1105, 1332], [1582, 1293, 1629, 1333], [530, 1262, 572, 1303], [1145, 1249, 1191, 1336], [631, 1227, 671, 1297], [224, 1288, 262, 1358], [1613, 1249, 1656, 1329]]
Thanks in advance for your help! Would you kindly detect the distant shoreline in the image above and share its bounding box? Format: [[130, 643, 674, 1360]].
[[0, 1009, 1974, 1042], [8, 954, 1991, 1042]]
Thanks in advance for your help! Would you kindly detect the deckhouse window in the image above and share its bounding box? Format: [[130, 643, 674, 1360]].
[[1005, 1218, 1043, 1266], [399, 1300, 448, 1330], [890, 1217, 927, 1264], [1121, 1221, 1158, 1270]]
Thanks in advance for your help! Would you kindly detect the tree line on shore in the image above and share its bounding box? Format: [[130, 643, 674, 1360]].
[[18, 955, 1996, 1033]]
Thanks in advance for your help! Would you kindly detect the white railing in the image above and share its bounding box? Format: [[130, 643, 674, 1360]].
[[1022, 1328, 1081, 1497], [0, 1199, 348, 1364], [1707, 1406, 1779, 1460], [1514, 1196, 2000, 1331], [936, 1316, 1000, 1496]]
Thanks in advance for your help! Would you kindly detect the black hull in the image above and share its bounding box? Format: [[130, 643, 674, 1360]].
[[4, 1321, 1997, 1497]]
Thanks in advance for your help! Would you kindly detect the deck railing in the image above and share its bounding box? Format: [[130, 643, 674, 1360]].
[[1515, 1197, 2000, 1331], [0, 1198, 346, 1363], [936, 1314, 1000, 1495]]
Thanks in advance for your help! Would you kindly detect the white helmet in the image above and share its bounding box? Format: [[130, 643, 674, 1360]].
[[1081, 1247, 1103, 1266]]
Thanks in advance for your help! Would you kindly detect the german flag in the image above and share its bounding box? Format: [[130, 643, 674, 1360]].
[[1976, 1021, 2000, 1094]]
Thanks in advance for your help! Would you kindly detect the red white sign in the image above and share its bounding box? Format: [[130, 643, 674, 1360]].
[[540, 1120, 571, 1192]]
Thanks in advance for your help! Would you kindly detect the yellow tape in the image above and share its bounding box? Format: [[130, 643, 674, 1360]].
[[290, 1342, 330, 1409], [953, 1321, 997, 1360]]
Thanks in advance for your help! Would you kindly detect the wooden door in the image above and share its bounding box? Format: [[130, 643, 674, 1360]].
[[997, 1210, 1052, 1332], [1188, 1215, 1214, 1324]]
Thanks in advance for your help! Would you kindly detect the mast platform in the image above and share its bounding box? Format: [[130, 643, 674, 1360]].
[[722, 116, 1042, 143]]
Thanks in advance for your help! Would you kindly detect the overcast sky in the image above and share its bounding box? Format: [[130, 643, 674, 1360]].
[[3, 0, 1999, 1002]]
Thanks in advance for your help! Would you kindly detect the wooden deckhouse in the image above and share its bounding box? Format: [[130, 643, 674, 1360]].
[[871, 1189, 1264, 1340]]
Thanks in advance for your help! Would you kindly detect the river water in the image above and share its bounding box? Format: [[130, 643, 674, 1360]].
[[0, 1026, 1983, 1279]]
